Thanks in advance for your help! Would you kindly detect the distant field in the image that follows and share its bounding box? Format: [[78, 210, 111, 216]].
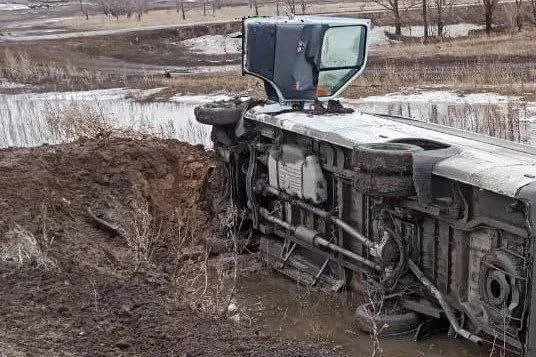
[[0, 0, 535, 99]]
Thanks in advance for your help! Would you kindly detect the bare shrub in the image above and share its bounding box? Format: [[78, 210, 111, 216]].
[[283, 0, 308, 14], [79, 0, 90, 20], [482, 0, 499, 34], [122, 200, 162, 271], [98, 0, 147, 20], [251, 0, 260, 15], [0, 224, 56, 269], [369, 0, 419, 35], [176, 0, 190, 19], [44, 102, 110, 141], [174, 205, 243, 318], [514, 0, 523, 31], [365, 291, 387, 357]]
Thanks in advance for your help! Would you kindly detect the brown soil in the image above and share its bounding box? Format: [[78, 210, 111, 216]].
[[0, 137, 337, 356]]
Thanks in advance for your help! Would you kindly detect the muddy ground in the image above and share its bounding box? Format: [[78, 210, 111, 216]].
[[0, 137, 495, 357], [0, 137, 340, 356]]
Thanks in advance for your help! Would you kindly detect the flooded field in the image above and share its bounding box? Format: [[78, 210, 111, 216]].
[[349, 91, 536, 144], [0, 88, 217, 148], [1, 88, 535, 149]]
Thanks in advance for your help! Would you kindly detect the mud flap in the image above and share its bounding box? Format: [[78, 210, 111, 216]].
[[260, 235, 346, 292]]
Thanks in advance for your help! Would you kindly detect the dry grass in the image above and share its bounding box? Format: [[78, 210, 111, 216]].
[[173, 205, 243, 318], [0, 49, 163, 91], [159, 31, 536, 99], [0, 50, 109, 89], [0, 203, 56, 269], [0, 224, 56, 269], [351, 64, 536, 100], [374, 30, 536, 60], [347, 31, 536, 99], [159, 74, 264, 99], [61, 1, 376, 32], [122, 200, 163, 270], [2, 28, 535, 100], [44, 102, 111, 141]]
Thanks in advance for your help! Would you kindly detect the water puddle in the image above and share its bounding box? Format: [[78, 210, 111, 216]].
[[0, 88, 218, 148], [236, 271, 488, 356], [1, 88, 534, 150]]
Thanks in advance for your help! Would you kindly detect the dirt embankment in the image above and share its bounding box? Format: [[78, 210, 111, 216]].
[[0, 137, 336, 356]]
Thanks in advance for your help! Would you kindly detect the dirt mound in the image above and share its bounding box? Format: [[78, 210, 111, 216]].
[[0, 137, 337, 356]]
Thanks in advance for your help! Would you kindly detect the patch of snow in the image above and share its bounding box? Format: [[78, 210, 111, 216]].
[[349, 90, 516, 105], [181, 32, 241, 55], [0, 81, 27, 89], [9, 18, 64, 29], [170, 94, 231, 103], [0, 3, 29, 10], [368, 27, 396, 47], [6, 87, 166, 101], [527, 105, 536, 122]]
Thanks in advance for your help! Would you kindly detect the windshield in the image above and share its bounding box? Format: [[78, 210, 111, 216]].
[[317, 25, 367, 97]]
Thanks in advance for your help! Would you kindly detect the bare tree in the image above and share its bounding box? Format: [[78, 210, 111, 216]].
[[98, 0, 146, 20], [434, 0, 444, 36], [369, 0, 417, 35], [252, 0, 259, 15], [133, 0, 146, 21], [430, 0, 457, 36], [203, 0, 208, 15], [482, 0, 498, 34], [176, 0, 188, 19], [514, 0, 523, 31], [285, 0, 297, 14], [422, 0, 429, 39], [79, 0, 89, 19], [276, 0, 281, 15], [532, 0, 536, 23], [299, 0, 307, 14]]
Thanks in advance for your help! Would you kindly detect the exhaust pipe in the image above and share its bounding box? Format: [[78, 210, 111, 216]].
[[259, 208, 382, 272], [264, 186, 384, 257]]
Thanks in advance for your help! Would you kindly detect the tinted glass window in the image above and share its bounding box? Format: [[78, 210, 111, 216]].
[[317, 25, 367, 97], [320, 26, 365, 69]]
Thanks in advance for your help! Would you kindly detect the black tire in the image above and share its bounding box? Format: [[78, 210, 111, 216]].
[[210, 126, 233, 147], [353, 172, 415, 197], [355, 304, 421, 336], [354, 143, 423, 174], [194, 99, 245, 125]]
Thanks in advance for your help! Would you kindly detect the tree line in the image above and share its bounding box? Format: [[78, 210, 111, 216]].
[[80, 0, 536, 35], [372, 0, 535, 36]]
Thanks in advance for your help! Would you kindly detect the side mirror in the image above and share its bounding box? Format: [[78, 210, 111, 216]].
[[243, 17, 369, 103]]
